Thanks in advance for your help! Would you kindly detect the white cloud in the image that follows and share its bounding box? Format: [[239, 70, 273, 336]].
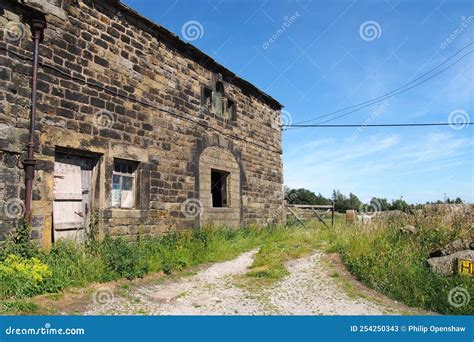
[[283, 130, 473, 202]]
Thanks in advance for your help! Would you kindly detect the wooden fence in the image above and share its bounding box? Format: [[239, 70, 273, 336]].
[[285, 203, 335, 227]]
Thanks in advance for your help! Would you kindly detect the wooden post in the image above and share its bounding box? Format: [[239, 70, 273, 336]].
[[346, 210, 356, 224], [287, 206, 304, 226], [310, 207, 329, 228]]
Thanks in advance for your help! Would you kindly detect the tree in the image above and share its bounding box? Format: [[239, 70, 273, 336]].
[[332, 190, 347, 212], [315, 192, 332, 205], [331, 190, 362, 212], [347, 193, 362, 211], [390, 198, 409, 211], [285, 188, 316, 205], [369, 197, 390, 211], [284, 187, 332, 205]]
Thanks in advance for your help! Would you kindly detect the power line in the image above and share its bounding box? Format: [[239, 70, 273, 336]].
[[285, 122, 473, 128], [0, 45, 282, 154], [293, 42, 474, 125], [314, 51, 473, 126]]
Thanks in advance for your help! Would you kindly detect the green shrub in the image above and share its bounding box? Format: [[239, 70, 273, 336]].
[[99, 237, 149, 280], [0, 225, 40, 261], [0, 255, 52, 298], [0, 225, 271, 300], [2, 211, 469, 316]]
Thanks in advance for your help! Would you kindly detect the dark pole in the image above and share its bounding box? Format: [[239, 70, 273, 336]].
[[24, 17, 46, 224]]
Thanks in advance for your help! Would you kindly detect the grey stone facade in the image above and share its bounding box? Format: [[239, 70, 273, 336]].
[[0, 0, 284, 247]]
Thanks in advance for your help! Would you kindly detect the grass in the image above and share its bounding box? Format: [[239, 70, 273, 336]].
[[1, 207, 472, 315], [0, 225, 320, 313], [245, 226, 326, 283], [0, 299, 39, 315], [325, 208, 474, 315]]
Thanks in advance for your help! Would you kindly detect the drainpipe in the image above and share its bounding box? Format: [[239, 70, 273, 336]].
[[24, 17, 46, 224]]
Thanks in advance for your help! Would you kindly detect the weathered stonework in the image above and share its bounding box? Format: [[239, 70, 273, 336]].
[[0, 0, 284, 246], [199, 146, 241, 227]]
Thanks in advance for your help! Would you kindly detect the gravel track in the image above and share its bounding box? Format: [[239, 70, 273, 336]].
[[84, 249, 406, 315]]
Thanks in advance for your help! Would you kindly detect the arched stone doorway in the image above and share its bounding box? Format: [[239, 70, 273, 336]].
[[198, 146, 241, 227]]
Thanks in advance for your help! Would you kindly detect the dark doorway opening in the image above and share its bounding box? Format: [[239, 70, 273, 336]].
[[211, 169, 229, 207]]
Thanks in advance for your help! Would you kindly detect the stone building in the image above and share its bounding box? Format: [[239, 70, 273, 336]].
[[0, 0, 284, 247]]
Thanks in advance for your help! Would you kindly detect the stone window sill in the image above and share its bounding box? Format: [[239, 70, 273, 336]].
[[208, 207, 234, 212], [110, 208, 141, 218]]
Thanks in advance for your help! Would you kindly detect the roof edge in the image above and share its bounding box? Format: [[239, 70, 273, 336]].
[[104, 0, 283, 110]]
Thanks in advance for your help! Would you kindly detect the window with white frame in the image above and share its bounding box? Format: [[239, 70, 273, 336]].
[[112, 159, 138, 208]]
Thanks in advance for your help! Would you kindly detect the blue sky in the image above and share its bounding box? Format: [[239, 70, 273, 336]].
[[123, 0, 473, 204]]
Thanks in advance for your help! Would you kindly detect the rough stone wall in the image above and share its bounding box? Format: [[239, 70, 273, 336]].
[[0, 0, 284, 246], [199, 146, 241, 228]]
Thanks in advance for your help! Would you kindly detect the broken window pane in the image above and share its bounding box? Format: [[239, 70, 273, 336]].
[[121, 189, 134, 208], [122, 176, 133, 190]]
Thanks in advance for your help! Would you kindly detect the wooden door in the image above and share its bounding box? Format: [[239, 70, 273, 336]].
[[53, 153, 94, 242]]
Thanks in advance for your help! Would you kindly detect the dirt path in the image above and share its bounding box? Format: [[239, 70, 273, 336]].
[[82, 249, 419, 315]]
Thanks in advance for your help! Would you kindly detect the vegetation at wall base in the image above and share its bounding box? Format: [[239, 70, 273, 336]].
[[0, 225, 315, 304], [0, 207, 472, 315]]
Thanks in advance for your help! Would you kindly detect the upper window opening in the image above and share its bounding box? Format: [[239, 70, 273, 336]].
[[211, 169, 229, 208], [224, 98, 235, 120], [202, 79, 236, 121], [201, 86, 212, 111], [214, 82, 224, 118], [112, 159, 138, 209]]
